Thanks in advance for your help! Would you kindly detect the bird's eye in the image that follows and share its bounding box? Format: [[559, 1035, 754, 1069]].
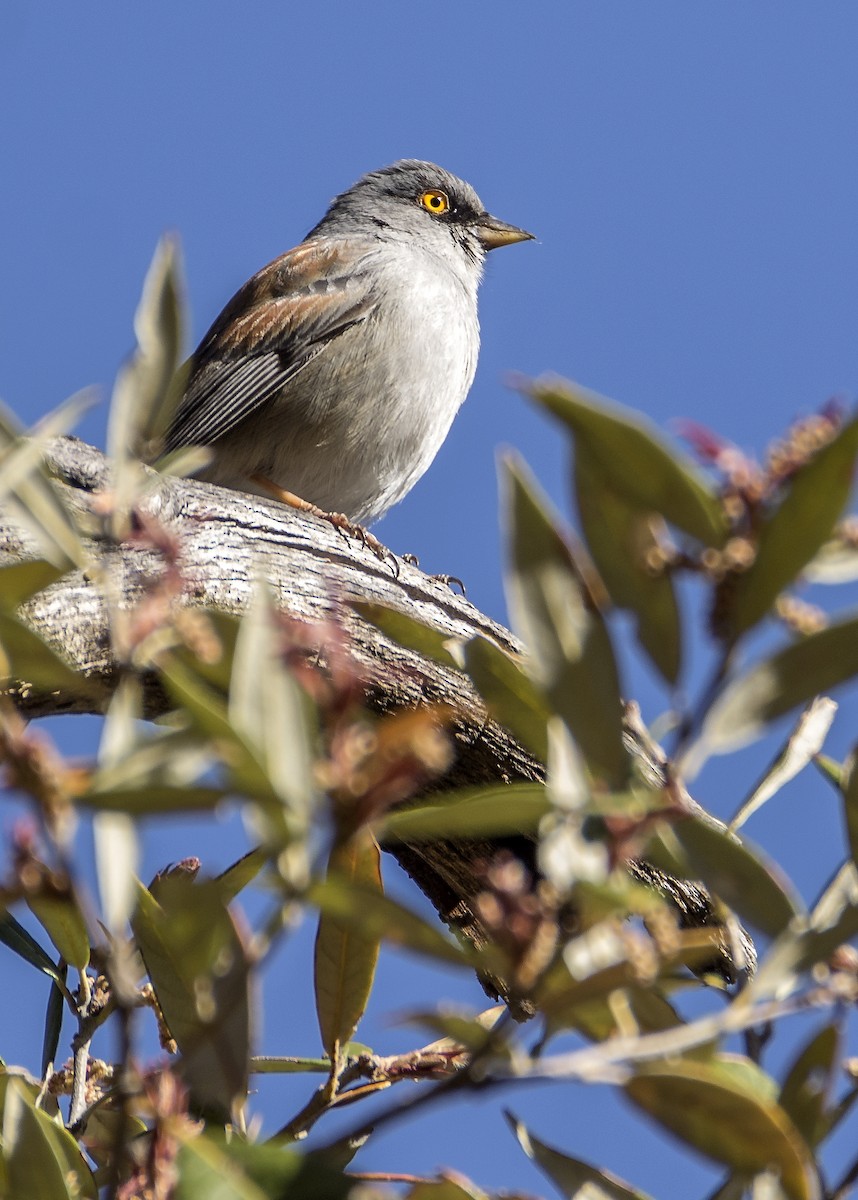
[[419, 189, 450, 215]]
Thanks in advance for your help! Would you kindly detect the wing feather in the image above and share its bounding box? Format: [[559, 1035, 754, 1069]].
[[165, 240, 378, 452]]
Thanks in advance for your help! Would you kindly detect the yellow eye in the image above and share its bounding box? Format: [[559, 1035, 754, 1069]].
[[419, 189, 450, 215]]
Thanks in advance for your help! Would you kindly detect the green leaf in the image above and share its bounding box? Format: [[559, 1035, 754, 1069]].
[[575, 452, 681, 685], [0, 611, 98, 700], [527, 378, 726, 547], [0, 393, 92, 568], [0, 560, 65, 613], [779, 1023, 840, 1148], [0, 911, 65, 986], [746, 863, 858, 1001], [228, 584, 316, 829], [1, 1074, 97, 1199], [697, 613, 858, 756], [730, 414, 858, 638], [217, 848, 268, 903], [646, 814, 804, 939], [406, 1179, 488, 1200], [25, 891, 90, 970], [250, 1055, 331, 1074], [379, 783, 550, 843], [502, 455, 628, 786], [308, 877, 481, 972], [841, 746, 858, 868], [625, 1056, 819, 1200], [40, 960, 67, 1077], [80, 783, 228, 814], [506, 1110, 654, 1198], [108, 234, 187, 465], [132, 876, 251, 1120], [314, 831, 382, 1060], [463, 635, 550, 761], [354, 601, 464, 668], [159, 653, 281, 804], [730, 697, 837, 832], [176, 1131, 355, 1200]]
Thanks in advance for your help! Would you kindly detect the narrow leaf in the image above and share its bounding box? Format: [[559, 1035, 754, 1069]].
[[575, 452, 681, 685], [40, 961, 67, 1078], [506, 1110, 654, 1198], [625, 1057, 819, 1200], [527, 378, 726, 546], [697, 614, 858, 757], [314, 831, 382, 1059], [354, 601, 464, 668], [379, 783, 550, 843], [464, 635, 550, 761], [647, 814, 804, 939], [502, 455, 628, 786], [132, 877, 251, 1119], [730, 698, 838, 831], [731, 414, 858, 637], [779, 1023, 840, 1148]]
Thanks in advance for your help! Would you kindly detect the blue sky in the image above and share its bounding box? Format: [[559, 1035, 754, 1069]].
[[3, 5, 858, 1197]]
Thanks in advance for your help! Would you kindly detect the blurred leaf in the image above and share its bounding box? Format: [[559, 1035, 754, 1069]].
[[730, 698, 837, 831], [506, 1110, 654, 1198], [94, 677, 141, 931], [0, 611, 98, 699], [647, 814, 804, 939], [527, 378, 726, 546], [463, 635, 550, 761], [406, 1179, 488, 1200], [399, 1005, 504, 1054], [730, 414, 858, 638], [0, 392, 92, 568], [779, 1022, 840, 1148], [625, 1056, 819, 1200], [159, 653, 282, 803], [575, 452, 681, 685], [82, 783, 228, 814], [176, 1130, 355, 1200], [229, 584, 316, 833], [40, 959, 67, 1077], [696, 614, 858, 757], [314, 831, 382, 1061], [217, 848, 268, 903], [308, 877, 482, 972], [841, 747, 858, 867], [132, 876, 251, 1120], [746, 863, 858, 1001], [502, 455, 628, 786], [0, 911, 66, 986], [379, 783, 550, 843], [0, 560, 65, 613], [354, 601, 463, 668], [1, 1074, 97, 1199], [25, 891, 89, 970], [108, 234, 187, 465], [250, 1055, 331, 1074]]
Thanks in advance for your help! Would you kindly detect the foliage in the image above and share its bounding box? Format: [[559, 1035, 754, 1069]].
[[0, 241, 857, 1199]]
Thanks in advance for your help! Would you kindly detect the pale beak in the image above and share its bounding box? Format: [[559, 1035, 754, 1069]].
[[473, 213, 535, 251]]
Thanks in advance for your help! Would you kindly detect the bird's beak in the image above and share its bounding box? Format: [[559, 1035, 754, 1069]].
[[473, 213, 535, 251]]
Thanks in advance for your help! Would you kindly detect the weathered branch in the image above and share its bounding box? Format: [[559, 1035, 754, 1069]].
[[2, 438, 542, 948], [1, 438, 753, 990]]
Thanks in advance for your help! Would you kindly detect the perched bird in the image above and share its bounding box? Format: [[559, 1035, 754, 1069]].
[[165, 160, 533, 541]]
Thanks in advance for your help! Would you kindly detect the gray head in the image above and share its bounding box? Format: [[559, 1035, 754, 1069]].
[[306, 159, 533, 263]]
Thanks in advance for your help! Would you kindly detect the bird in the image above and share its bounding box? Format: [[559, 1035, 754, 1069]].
[[164, 160, 533, 551]]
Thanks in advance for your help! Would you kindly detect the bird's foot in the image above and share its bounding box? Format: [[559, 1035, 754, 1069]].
[[399, 553, 466, 595], [251, 475, 399, 575]]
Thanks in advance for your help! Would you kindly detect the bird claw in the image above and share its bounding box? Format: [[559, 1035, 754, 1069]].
[[430, 573, 466, 596], [326, 512, 399, 577]]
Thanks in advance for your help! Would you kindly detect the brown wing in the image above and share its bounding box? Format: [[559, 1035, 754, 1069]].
[[165, 239, 379, 452]]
